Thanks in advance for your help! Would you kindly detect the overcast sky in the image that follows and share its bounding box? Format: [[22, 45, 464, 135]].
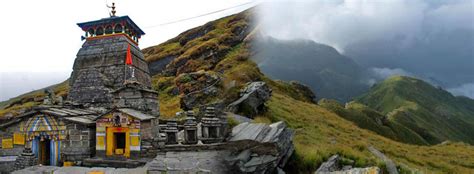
[[0, 0, 255, 101], [258, 0, 474, 98]]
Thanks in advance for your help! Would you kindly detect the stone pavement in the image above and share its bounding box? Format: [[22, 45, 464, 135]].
[[146, 151, 231, 173], [12, 166, 147, 174], [13, 151, 230, 174]]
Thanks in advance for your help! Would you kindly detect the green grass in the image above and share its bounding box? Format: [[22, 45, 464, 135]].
[[151, 75, 182, 119], [266, 91, 474, 173], [356, 76, 474, 144], [318, 99, 429, 145], [142, 9, 252, 76]]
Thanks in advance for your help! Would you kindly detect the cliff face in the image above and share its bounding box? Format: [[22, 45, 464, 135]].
[[69, 35, 152, 107]]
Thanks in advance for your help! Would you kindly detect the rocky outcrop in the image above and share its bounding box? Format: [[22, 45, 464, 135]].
[[289, 81, 317, 102], [176, 71, 221, 110], [315, 155, 341, 173], [368, 146, 398, 174], [315, 154, 381, 174], [226, 81, 272, 118], [226, 121, 294, 173], [148, 55, 177, 75]]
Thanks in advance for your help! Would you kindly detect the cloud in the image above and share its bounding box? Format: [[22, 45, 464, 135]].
[[258, 0, 472, 52], [370, 67, 413, 79], [448, 83, 474, 99], [258, 0, 474, 87]]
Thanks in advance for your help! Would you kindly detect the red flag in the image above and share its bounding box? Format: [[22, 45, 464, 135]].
[[125, 44, 133, 65]]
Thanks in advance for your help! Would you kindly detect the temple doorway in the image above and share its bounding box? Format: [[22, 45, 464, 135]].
[[106, 127, 130, 158], [39, 138, 51, 165], [114, 132, 126, 155]]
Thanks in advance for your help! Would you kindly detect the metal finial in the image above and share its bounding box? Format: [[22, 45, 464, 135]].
[[111, 3, 116, 17]]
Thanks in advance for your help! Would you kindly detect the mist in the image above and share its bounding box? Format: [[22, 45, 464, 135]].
[[258, 0, 474, 98], [0, 72, 69, 102]]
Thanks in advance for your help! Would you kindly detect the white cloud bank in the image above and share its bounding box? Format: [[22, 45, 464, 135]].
[[448, 83, 474, 99]]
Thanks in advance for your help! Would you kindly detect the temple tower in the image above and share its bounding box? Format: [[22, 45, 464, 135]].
[[68, 7, 152, 108]]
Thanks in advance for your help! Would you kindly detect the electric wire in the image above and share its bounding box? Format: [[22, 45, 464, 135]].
[[143, 1, 257, 29]]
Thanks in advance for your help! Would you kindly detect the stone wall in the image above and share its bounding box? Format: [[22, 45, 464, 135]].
[[68, 35, 152, 107], [0, 156, 17, 174], [139, 121, 157, 158], [0, 122, 24, 157], [60, 122, 95, 163], [113, 86, 159, 115]]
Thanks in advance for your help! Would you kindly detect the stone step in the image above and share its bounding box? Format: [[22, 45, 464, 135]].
[[83, 158, 146, 168]]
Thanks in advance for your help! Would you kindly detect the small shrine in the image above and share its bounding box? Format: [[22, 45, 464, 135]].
[[183, 112, 198, 145], [94, 108, 157, 159], [200, 107, 226, 144], [162, 120, 179, 145]]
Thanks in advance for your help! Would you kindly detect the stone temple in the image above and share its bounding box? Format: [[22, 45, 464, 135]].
[[0, 6, 294, 174], [69, 15, 152, 108]]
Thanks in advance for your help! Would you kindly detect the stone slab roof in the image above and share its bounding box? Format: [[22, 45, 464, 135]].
[[0, 105, 100, 128], [118, 108, 155, 121], [62, 115, 97, 125], [95, 108, 156, 121]]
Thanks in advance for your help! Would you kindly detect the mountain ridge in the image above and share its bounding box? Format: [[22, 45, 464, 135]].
[[253, 37, 370, 102], [356, 76, 474, 144]]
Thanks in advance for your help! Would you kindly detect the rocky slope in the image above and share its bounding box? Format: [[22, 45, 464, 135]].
[[1, 8, 474, 173]]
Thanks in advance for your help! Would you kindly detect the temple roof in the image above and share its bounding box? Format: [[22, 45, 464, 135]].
[[118, 108, 155, 120], [95, 108, 156, 121], [0, 105, 100, 128], [77, 16, 145, 36]]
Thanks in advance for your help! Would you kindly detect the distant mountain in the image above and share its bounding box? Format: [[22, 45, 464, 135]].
[[356, 76, 474, 145], [253, 37, 370, 102]]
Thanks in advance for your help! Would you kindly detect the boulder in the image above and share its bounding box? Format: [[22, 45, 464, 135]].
[[315, 167, 380, 174], [315, 155, 341, 173], [226, 121, 294, 173], [314, 154, 381, 174], [226, 81, 272, 118]]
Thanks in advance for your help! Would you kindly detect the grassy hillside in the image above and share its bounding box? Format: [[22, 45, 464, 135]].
[[0, 9, 473, 173], [266, 90, 474, 173], [356, 76, 474, 145], [318, 99, 429, 145], [142, 11, 474, 173], [0, 80, 69, 117]]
